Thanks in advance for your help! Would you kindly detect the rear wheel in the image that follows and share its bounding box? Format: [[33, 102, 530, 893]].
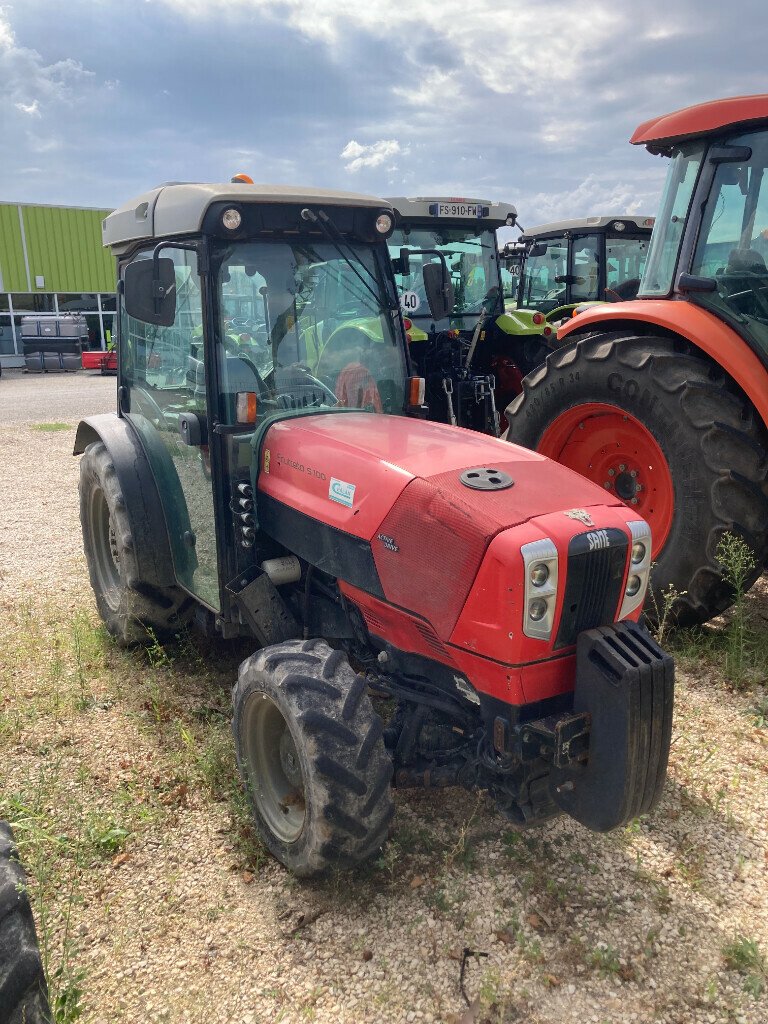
[[505, 333, 768, 625], [232, 640, 394, 877], [79, 441, 193, 645], [0, 823, 51, 1024]]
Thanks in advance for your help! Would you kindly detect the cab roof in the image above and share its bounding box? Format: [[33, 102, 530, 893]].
[[386, 195, 517, 230], [103, 182, 391, 249], [522, 215, 654, 239], [631, 94, 768, 149]]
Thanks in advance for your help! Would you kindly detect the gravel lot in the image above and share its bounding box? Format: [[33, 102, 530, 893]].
[[1, 375, 767, 1024]]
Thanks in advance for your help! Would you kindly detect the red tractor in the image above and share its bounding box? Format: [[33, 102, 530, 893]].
[[506, 96, 768, 625], [75, 182, 673, 876]]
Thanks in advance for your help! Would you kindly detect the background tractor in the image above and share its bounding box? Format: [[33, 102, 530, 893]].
[[510, 215, 654, 323], [386, 196, 551, 432], [506, 95, 768, 625], [75, 181, 673, 877]]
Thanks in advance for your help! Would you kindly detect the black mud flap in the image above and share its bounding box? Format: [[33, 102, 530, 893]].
[[550, 621, 674, 832]]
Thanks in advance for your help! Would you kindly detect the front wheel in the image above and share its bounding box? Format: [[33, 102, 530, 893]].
[[232, 640, 394, 877], [79, 441, 193, 645], [505, 333, 768, 625]]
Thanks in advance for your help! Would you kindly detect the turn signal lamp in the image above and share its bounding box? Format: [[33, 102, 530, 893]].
[[403, 317, 413, 331], [236, 392, 258, 424], [408, 376, 426, 406], [532, 312, 545, 325], [231, 173, 254, 184]]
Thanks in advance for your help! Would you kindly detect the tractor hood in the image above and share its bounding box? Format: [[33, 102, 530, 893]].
[[255, 412, 645, 661], [255, 412, 618, 544]]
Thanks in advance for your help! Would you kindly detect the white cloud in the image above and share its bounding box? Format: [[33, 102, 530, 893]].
[[157, 0, 623, 98], [518, 171, 667, 228], [15, 98, 40, 116], [0, 8, 95, 117], [340, 139, 401, 172]]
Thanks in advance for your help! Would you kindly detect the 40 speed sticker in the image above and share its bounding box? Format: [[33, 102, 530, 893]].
[[400, 291, 420, 313], [329, 477, 356, 508]]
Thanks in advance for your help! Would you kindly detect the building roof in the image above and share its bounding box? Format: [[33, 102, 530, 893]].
[[386, 196, 517, 229], [522, 215, 655, 239], [631, 94, 768, 148], [103, 182, 392, 248]]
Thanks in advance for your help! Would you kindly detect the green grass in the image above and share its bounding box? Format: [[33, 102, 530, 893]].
[[31, 422, 70, 432], [722, 935, 767, 997]]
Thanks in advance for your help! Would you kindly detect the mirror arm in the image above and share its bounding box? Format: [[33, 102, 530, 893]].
[[150, 240, 200, 317]]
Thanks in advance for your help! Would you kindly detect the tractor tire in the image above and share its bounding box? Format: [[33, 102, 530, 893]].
[[0, 823, 51, 1024], [505, 333, 768, 626], [79, 441, 193, 645], [232, 639, 394, 877]]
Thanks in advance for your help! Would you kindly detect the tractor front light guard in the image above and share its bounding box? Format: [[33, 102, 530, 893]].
[[521, 538, 559, 640], [619, 520, 652, 619]]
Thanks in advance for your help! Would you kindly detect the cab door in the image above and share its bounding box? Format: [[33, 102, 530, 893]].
[[119, 247, 221, 610]]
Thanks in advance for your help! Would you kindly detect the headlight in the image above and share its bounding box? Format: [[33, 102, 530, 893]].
[[619, 521, 652, 619], [631, 541, 646, 564], [625, 574, 642, 597], [375, 211, 394, 235], [222, 207, 242, 231], [530, 563, 549, 587], [521, 539, 558, 640]]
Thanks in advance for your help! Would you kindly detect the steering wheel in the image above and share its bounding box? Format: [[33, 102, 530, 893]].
[[273, 364, 338, 408]]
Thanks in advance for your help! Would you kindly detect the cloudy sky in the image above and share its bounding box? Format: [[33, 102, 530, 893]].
[[1, 1, 767, 232]]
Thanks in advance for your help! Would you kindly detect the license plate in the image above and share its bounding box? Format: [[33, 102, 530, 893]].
[[432, 202, 480, 218]]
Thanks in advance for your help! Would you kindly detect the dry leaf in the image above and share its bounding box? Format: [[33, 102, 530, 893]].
[[543, 973, 561, 988], [241, 871, 255, 885], [282, 907, 324, 937], [111, 852, 130, 868], [494, 929, 515, 945], [410, 875, 425, 889], [362, 949, 373, 962]]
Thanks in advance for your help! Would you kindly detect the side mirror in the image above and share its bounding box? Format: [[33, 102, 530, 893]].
[[422, 262, 455, 322], [527, 243, 547, 258], [123, 257, 177, 327], [391, 248, 411, 276]]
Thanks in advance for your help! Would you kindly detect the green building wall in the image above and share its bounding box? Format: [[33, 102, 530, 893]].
[[0, 202, 114, 294], [0, 202, 116, 362]]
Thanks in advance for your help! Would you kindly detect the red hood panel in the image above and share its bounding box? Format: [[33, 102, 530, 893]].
[[258, 412, 620, 542]]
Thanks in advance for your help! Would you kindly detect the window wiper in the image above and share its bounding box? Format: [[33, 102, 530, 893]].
[[300, 207, 397, 312]]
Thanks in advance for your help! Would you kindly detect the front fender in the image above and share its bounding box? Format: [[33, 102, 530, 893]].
[[73, 414, 186, 588], [555, 300, 768, 430]]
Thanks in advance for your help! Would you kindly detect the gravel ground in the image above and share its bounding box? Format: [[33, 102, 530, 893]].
[[1, 377, 767, 1024], [0, 367, 114, 425]]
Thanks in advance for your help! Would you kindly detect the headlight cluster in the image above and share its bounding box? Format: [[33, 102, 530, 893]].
[[619, 520, 652, 619], [521, 539, 559, 640]]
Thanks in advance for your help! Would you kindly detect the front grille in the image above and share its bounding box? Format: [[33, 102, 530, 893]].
[[555, 529, 628, 649]]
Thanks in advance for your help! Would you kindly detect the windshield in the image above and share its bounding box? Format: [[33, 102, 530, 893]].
[[689, 128, 768, 360], [639, 143, 704, 296], [215, 240, 407, 422], [517, 236, 568, 312], [389, 225, 501, 325]]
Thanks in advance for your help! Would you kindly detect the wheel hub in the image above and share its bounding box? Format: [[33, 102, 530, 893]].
[[279, 730, 302, 788], [537, 403, 675, 556]]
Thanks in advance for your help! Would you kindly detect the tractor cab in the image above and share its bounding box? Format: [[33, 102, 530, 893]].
[[96, 184, 447, 610], [385, 196, 548, 433], [516, 216, 655, 323]]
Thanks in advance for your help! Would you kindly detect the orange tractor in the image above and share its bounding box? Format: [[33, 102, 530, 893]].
[[506, 95, 768, 625]]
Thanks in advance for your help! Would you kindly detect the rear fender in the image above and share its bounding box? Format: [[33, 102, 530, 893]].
[[73, 414, 185, 588], [557, 301, 768, 431]]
